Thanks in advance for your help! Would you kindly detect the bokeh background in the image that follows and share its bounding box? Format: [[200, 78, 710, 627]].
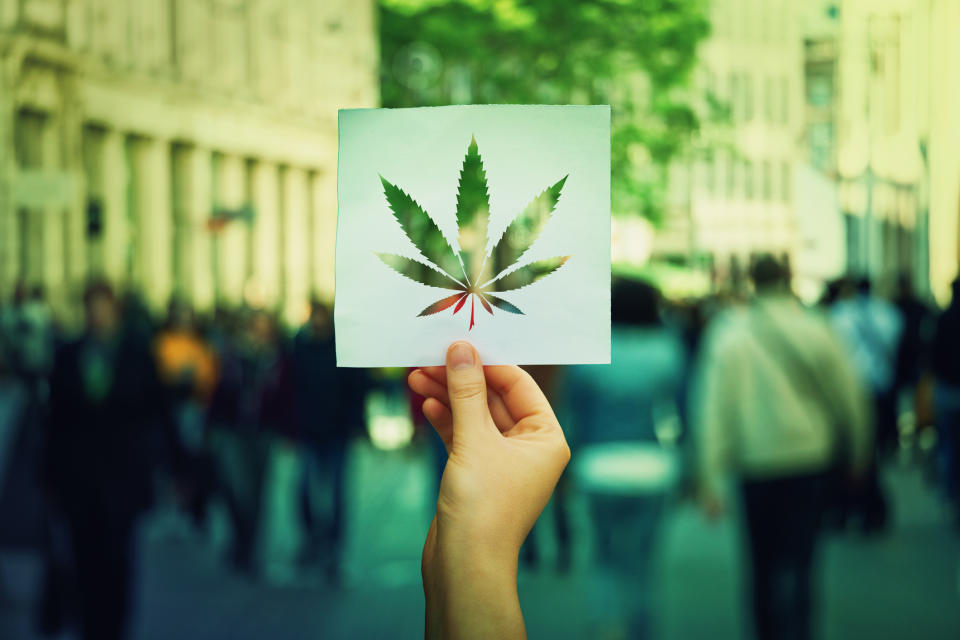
[[0, 1, 958, 639]]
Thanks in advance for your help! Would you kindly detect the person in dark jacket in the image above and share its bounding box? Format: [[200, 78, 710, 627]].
[[206, 308, 282, 574], [293, 302, 367, 581], [932, 277, 960, 524], [45, 281, 170, 640], [892, 272, 934, 397]]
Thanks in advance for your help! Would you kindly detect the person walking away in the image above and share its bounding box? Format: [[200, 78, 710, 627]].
[[892, 273, 933, 395], [694, 255, 872, 640], [892, 273, 935, 431], [563, 279, 685, 637], [829, 278, 903, 531], [291, 302, 352, 581], [44, 282, 171, 640], [830, 278, 904, 456], [206, 310, 277, 575], [519, 364, 573, 573], [932, 277, 960, 527]]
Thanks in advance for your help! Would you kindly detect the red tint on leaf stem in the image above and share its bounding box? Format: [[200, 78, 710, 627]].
[[469, 296, 475, 330], [453, 293, 468, 315], [478, 294, 493, 316]]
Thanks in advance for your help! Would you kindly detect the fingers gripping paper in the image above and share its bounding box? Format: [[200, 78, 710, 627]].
[[335, 105, 610, 367]]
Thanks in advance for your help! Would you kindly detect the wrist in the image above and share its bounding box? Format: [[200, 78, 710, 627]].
[[427, 523, 525, 639]]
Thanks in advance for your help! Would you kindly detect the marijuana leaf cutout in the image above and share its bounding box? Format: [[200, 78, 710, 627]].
[[376, 135, 571, 330]]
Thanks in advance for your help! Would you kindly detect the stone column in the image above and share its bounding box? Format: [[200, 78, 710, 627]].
[[250, 160, 281, 309], [62, 87, 87, 305], [39, 112, 65, 303], [310, 167, 336, 303], [281, 166, 309, 325], [100, 129, 129, 287], [0, 57, 14, 299], [184, 145, 214, 311], [131, 136, 173, 311], [214, 153, 247, 306]]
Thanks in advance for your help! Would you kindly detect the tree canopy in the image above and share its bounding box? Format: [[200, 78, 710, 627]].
[[380, 0, 711, 222]]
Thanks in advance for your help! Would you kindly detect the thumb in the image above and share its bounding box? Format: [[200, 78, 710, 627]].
[[445, 341, 491, 443]]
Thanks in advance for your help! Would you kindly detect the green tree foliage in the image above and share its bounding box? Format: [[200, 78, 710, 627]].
[[380, 0, 711, 222]]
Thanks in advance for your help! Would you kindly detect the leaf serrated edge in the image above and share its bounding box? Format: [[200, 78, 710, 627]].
[[480, 255, 571, 291], [379, 174, 466, 282], [486, 174, 568, 281], [374, 252, 466, 289]]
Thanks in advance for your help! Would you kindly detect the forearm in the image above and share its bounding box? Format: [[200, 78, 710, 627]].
[[425, 526, 525, 640]]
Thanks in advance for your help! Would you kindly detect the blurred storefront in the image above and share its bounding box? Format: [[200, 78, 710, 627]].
[[0, 0, 378, 322], [926, 0, 960, 305], [835, 0, 926, 295], [654, 0, 805, 289], [831, 0, 960, 304], [655, 0, 960, 302]]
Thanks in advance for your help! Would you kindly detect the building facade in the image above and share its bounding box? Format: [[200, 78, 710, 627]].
[[654, 0, 806, 289], [832, 0, 960, 304], [0, 0, 378, 323], [835, 0, 928, 295], [924, 0, 960, 305], [655, 0, 959, 302]]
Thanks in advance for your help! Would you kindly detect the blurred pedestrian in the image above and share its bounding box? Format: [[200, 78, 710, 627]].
[[0, 284, 54, 400], [932, 277, 960, 526], [564, 279, 684, 637], [830, 277, 904, 457], [892, 272, 933, 395], [291, 302, 355, 581], [520, 364, 572, 573], [694, 255, 872, 640], [206, 309, 278, 575], [154, 298, 218, 526], [44, 281, 171, 640], [829, 277, 903, 532]]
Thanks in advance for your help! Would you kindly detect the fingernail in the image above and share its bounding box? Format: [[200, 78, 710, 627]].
[[448, 342, 475, 370]]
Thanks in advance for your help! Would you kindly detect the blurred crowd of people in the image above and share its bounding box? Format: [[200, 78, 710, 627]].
[[0, 257, 958, 640], [0, 283, 367, 640]]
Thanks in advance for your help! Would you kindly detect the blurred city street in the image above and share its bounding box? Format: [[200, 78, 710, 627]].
[[2, 1, 960, 638], [3, 438, 958, 639]]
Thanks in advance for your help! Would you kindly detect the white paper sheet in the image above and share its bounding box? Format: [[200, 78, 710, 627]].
[[335, 104, 610, 367]]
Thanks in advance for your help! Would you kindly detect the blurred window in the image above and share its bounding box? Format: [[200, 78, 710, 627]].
[[744, 160, 755, 200], [705, 150, 716, 195], [780, 76, 789, 123], [762, 161, 772, 201], [726, 152, 736, 199], [744, 73, 754, 121], [729, 72, 741, 121], [845, 214, 860, 271], [13, 110, 44, 168], [765, 75, 775, 122], [781, 161, 791, 202], [808, 76, 832, 107], [808, 122, 833, 171]]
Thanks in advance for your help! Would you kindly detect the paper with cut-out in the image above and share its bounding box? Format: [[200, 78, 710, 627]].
[[336, 105, 610, 366]]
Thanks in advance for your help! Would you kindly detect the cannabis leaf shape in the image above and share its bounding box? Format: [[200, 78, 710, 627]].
[[375, 136, 571, 330]]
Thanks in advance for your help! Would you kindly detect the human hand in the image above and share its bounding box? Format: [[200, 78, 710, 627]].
[[408, 342, 569, 639]]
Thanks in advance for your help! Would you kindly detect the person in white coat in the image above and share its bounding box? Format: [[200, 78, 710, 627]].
[[693, 254, 872, 640]]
